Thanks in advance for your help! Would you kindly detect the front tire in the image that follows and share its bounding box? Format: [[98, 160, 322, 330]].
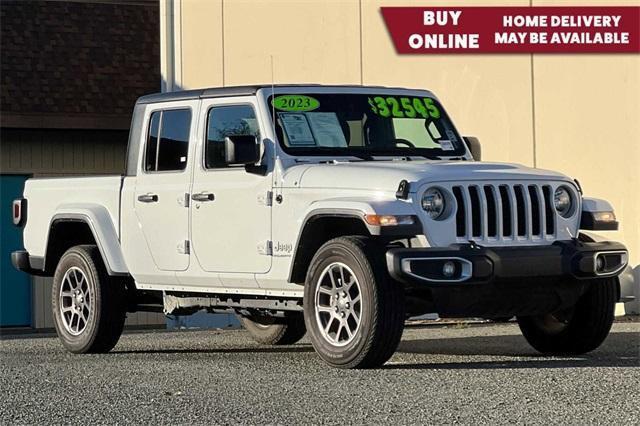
[[52, 245, 126, 353], [517, 278, 616, 355], [239, 313, 306, 345], [303, 236, 405, 369]]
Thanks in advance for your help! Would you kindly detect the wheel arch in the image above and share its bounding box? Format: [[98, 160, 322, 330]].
[[288, 204, 420, 284], [43, 205, 128, 277]]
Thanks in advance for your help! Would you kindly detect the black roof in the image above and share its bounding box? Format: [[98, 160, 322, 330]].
[[136, 84, 426, 104]]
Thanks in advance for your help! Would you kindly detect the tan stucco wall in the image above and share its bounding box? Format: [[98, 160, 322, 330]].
[[170, 0, 639, 311]]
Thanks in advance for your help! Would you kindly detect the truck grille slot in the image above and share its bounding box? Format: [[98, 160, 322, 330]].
[[453, 186, 466, 237], [499, 185, 512, 237], [514, 185, 526, 236], [453, 183, 556, 242], [528, 185, 541, 236], [542, 185, 555, 235], [484, 185, 497, 237], [469, 186, 482, 237]]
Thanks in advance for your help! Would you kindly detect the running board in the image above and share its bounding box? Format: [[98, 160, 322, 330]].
[[163, 293, 303, 316]]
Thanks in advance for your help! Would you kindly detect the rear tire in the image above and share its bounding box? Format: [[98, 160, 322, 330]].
[[239, 313, 306, 345], [303, 236, 405, 369], [517, 278, 616, 355], [51, 245, 126, 353]]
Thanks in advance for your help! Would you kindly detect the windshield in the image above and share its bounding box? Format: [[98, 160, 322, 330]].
[[268, 93, 465, 158]]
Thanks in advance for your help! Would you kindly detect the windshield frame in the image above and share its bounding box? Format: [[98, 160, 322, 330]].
[[258, 86, 469, 160]]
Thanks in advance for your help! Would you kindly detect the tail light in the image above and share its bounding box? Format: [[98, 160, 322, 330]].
[[12, 198, 27, 227]]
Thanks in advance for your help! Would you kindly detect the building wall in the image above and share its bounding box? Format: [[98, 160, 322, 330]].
[[165, 0, 639, 313]]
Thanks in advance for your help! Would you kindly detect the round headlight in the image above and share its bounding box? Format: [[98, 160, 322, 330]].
[[554, 187, 573, 217], [422, 188, 445, 219]]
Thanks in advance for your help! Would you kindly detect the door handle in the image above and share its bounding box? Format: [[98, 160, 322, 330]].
[[137, 193, 158, 203], [191, 192, 215, 202]]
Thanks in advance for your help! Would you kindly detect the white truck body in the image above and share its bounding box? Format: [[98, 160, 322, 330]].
[[12, 85, 631, 368]]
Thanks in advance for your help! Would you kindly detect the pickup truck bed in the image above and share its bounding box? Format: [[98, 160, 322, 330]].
[[23, 176, 123, 260]]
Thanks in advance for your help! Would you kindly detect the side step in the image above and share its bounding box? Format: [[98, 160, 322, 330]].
[[163, 293, 303, 316]]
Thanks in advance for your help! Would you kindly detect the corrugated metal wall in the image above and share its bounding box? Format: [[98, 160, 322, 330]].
[[1, 128, 128, 175]]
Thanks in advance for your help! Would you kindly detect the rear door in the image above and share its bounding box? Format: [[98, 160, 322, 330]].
[[190, 97, 272, 274], [133, 103, 197, 272]]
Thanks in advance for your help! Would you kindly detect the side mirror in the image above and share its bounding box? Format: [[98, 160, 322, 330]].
[[224, 135, 259, 165], [463, 136, 481, 161]]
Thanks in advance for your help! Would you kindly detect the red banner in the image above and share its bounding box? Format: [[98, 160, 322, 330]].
[[381, 6, 640, 53]]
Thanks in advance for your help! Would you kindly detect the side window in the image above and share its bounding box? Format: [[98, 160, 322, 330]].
[[144, 112, 161, 171], [144, 108, 192, 172], [206, 105, 259, 169]]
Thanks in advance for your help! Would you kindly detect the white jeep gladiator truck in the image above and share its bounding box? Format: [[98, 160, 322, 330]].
[[12, 85, 631, 369]]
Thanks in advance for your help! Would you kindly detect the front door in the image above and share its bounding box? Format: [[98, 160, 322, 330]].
[[0, 174, 31, 327], [133, 105, 196, 272], [190, 98, 272, 273]]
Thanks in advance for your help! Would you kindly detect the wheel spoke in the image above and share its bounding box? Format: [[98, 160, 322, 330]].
[[351, 308, 360, 321], [317, 306, 334, 313], [344, 321, 354, 338], [70, 312, 77, 330], [318, 286, 333, 296], [324, 317, 334, 333], [343, 276, 354, 290], [336, 323, 344, 340], [328, 268, 338, 290]]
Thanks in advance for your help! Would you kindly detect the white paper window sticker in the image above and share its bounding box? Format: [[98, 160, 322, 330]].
[[439, 140, 454, 151], [279, 113, 316, 146], [305, 112, 348, 148], [427, 121, 442, 140]]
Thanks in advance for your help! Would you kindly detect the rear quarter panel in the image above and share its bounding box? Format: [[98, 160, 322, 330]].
[[23, 176, 122, 257]]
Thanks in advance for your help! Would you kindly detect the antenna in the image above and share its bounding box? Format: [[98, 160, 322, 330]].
[[270, 55, 279, 179], [270, 55, 276, 138]]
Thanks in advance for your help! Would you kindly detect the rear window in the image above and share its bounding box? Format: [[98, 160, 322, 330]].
[[144, 109, 192, 172]]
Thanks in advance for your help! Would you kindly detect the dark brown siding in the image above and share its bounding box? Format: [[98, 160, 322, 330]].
[[1, 0, 159, 129]]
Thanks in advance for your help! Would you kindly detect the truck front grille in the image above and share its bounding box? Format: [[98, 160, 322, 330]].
[[452, 183, 556, 242]]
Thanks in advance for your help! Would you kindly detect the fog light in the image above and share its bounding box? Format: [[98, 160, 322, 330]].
[[595, 256, 606, 272], [442, 261, 456, 278]]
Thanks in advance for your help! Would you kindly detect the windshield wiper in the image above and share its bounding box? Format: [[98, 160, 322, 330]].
[[369, 150, 440, 161], [307, 147, 374, 161]]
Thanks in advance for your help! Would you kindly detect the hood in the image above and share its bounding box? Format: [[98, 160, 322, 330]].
[[282, 160, 571, 192]]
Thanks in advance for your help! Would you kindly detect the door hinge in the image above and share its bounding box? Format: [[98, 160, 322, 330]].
[[177, 240, 190, 255], [258, 191, 273, 206], [257, 240, 272, 256]]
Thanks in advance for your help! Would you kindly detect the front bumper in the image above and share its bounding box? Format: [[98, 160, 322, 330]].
[[387, 240, 628, 286]]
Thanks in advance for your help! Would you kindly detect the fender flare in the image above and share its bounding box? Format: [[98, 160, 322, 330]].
[[287, 198, 421, 283], [297, 198, 419, 236], [46, 203, 128, 276]]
